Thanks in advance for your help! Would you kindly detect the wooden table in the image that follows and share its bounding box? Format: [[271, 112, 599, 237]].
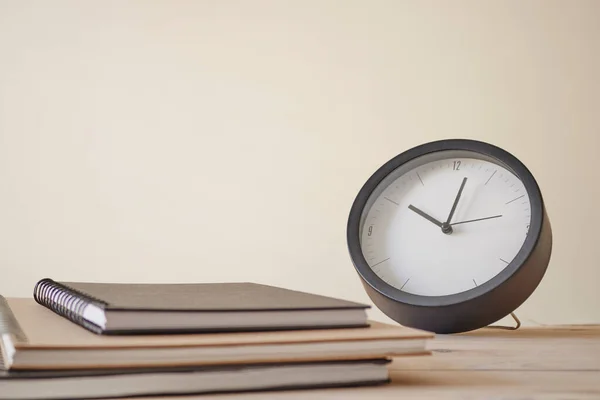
[[135, 325, 600, 399]]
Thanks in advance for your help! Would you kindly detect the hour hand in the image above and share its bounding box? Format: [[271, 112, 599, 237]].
[[408, 204, 443, 228]]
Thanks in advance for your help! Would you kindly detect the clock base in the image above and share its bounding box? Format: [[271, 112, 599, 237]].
[[487, 312, 521, 331]]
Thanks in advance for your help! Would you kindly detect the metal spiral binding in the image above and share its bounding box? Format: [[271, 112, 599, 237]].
[[33, 279, 108, 327]]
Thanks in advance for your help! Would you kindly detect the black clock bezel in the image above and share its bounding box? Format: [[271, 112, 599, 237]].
[[346, 139, 550, 332]]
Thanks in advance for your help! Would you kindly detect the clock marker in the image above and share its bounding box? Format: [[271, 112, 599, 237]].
[[485, 170, 497, 185], [384, 197, 399, 206], [473, 279, 478, 287], [416, 172, 424, 186], [500, 258, 509, 264], [506, 195, 525, 205], [400, 278, 411, 290], [370, 258, 390, 269]]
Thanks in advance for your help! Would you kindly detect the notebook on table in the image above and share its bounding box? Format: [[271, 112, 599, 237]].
[[32, 279, 370, 335], [0, 297, 432, 371], [0, 360, 391, 400]]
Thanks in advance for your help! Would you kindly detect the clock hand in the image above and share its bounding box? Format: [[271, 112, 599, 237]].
[[408, 204, 443, 228], [451, 215, 503, 226], [445, 177, 468, 224]]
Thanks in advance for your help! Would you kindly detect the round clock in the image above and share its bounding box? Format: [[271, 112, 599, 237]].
[[346, 139, 552, 334]]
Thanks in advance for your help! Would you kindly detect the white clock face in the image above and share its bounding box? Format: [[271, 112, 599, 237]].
[[360, 151, 531, 297]]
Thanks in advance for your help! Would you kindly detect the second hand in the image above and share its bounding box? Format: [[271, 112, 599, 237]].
[[451, 215, 503, 226]]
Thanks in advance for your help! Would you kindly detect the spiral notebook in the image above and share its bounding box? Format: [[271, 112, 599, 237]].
[[32, 279, 370, 335], [0, 297, 432, 371]]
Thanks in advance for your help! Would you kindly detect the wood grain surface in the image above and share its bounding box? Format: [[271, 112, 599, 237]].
[[121, 325, 600, 399]]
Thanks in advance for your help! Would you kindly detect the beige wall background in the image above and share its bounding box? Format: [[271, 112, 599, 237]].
[[1, 0, 599, 326]]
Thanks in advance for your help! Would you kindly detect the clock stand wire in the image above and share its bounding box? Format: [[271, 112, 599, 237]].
[[488, 312, 521, 330]]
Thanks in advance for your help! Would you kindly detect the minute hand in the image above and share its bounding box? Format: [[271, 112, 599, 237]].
[[445, 177, 468, 224], [451, 215, 503, 226]]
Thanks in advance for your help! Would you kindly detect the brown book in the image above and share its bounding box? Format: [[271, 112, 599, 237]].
[[0, 297, 432, 371], [32, 279, 370, 334], [1, 360, 391, 400]]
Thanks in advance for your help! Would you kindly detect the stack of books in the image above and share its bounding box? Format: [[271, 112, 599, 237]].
[[0, 278, 433, 399]]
